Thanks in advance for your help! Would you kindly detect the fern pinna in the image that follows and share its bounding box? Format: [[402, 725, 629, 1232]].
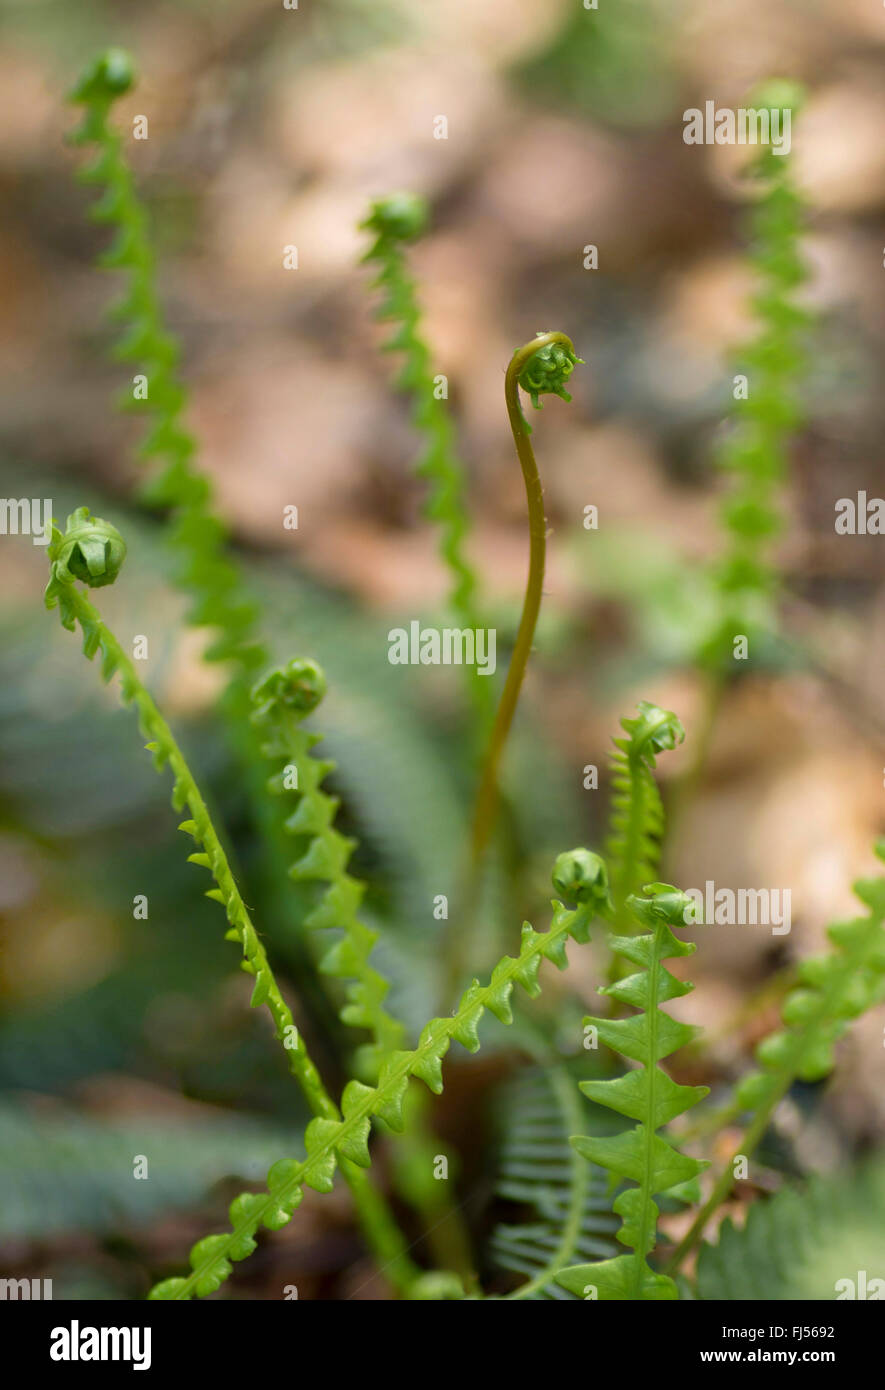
[[556, 883, 708, 1300], [69, 50, 264, 674], [251, 659, 406, 1080], [605, 702, 684, 926]]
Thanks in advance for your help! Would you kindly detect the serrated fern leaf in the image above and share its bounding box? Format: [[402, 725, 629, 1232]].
[[489, 1068, 619, 1299], [361, 194, 492, 732], [251, 659, 406, 1079], [45, 553, 333, 1123], [69, 50, 265, 674], [737, 845, 885, 1110], [148, 852, 611, 1299], [702, 81, 809, 669], [605, 701, 685, 926], [556, 884, 709, 1300]]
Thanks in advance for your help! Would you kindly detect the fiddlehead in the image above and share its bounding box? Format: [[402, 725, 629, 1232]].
[[556, 883, 709, 1300], [149, 850, 611, 1299], [44, 510, 422, 1295], [361, 193, 490, 725], [69, 50, 265, 673], [666, 842, 885, 1275], [251, 659, 406, 1080], [605, 701, 685, 928]]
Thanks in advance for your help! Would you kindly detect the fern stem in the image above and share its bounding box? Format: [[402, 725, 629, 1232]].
[[467, 332, 572, 871]]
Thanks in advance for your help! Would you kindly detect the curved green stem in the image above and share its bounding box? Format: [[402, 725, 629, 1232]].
[[468, 332, 573, 871]]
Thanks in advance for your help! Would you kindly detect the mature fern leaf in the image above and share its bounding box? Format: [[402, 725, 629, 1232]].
[[605, 701, 684, 925], [149, 849, 612, 1299], [489, 1067, 619, 1299], [556, 883, 709, 1300], [697, 1164, 885, 1301]]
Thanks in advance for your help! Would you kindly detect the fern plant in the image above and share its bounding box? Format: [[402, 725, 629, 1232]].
[[34, 48, 885, 1306]]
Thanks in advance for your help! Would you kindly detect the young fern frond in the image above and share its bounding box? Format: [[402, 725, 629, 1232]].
[[556, 884, 709, 1301], [667, 842, 885, 1273], [149, 848, 612, 1300], [468, 331, 583, 871], [361, 194, 487, 707], [250, 659, 406, 1079], [44, 508, 422, 1296], [605, 701, 685, 927], [702, 80, 808, 671], [69, 50, 265, 674]]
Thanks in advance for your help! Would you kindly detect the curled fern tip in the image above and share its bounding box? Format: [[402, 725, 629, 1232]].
[[552, 849, 612, 912], [251, 658, 327, 717], [361, 192, 428, 243], [517, 335, 583, 411], [71, 48, 135, 104], [47, 507, 126, 590]]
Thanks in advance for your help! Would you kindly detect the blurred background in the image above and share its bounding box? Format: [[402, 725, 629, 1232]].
[[1, 0, 885, 1299]]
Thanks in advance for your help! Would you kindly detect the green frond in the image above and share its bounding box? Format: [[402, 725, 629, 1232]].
[[702, 82, 810, 670], [45, 557, 334, 1124], [556, 883, 709, 1300], [149, 854, 611, 1299], [490, 1068, 619, 1299], [605, 701, 685, 924], [360, 194, 491, 730], [69, 50, 265, 675], [735, 843, 885, 1113], [251, 659, 406, 1079]]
